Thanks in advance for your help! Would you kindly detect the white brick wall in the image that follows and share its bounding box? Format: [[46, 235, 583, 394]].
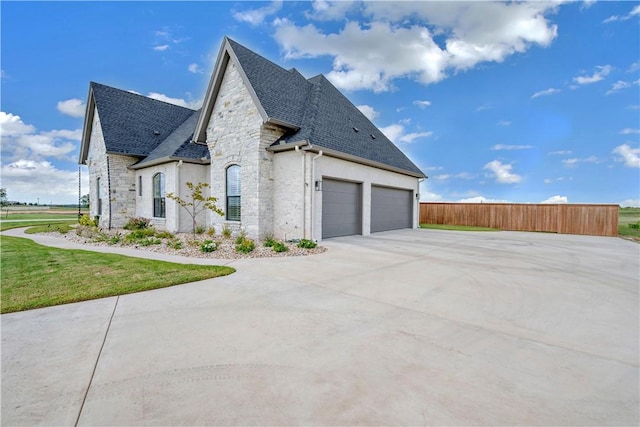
[[205, 61, 284, 239]]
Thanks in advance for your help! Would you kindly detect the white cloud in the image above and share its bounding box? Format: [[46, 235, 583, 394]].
[[629, 105, 640, 110], [432, 172, 474, 182], [544, 176, 572, 184], [56, 98, 86, 118], [380, 123, 432, 144], [541, 195, 568, 204], [153, 45, 170, 52], [233, 0, 283, 26], [356, 104, 379, 121], [628, 62, 640, 73], [147, 92, 202, 109], [497, 120, 511, 127], [573, 64, 612, 85], [483, 160, 522, 184], [613, 144, 640, 168], [491, 144, 532, 150], [603, 4, 640, 23], [562, 156, 601, 167], [620, 128, 640, 135], [413, 100, 431, 109], [273, 1, 560, 92], [531, 87, 560, 98], [456, 196, 511, 203], [188, 63, 203, 74], [306, 0, 357, 21], [620, 199, 640, 208], [548, 150, 572, 155], [0, 111, 35, 136], [606, 79, 640, 95], [0, 160, 87, 204]]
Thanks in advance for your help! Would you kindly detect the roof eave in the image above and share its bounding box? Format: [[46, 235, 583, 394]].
[[78, 85, 96, 165], [129, 156, 211, 170], [300, 145, 426, 178]]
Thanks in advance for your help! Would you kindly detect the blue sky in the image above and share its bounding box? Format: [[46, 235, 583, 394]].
[[1, 1, 639, 206]]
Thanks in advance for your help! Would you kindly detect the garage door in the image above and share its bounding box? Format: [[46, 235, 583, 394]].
[[371, 185, 413, 233], [322, 179, 362, 238]]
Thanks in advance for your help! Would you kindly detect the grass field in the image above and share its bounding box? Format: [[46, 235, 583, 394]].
[[0, 236, 235, 314], [618, 207, 640, 239]]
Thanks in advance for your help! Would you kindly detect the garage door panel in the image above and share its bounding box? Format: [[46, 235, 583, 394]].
[[322, 179, 362, 239], [371, 186, 412, 233]]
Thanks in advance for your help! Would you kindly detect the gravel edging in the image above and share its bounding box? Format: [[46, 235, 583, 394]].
[[41, 228, 327, 259]]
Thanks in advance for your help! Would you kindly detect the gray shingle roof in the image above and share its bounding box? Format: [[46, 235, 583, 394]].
[[91, 82, 195, 157], [227, 38, 425, 177], [132, 110, 209, 168]]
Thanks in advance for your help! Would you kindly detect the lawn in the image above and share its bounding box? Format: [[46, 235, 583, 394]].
[[1, 236, 235, 314], [619, 207, 640, 239]]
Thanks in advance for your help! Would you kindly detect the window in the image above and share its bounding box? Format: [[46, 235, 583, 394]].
[[153, 173, 166, 218], [226, 165, 241, 221], [138, 176, 142, 197], [96, 177, 102, 215]]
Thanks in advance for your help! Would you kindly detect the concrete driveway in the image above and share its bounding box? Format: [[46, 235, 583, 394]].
[[2, 229, 638, 426]]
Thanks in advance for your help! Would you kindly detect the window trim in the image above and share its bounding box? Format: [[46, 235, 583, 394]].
[[152, 173, 166, 218], [226, 165, 241, 221], [96, 177, 102, 215]]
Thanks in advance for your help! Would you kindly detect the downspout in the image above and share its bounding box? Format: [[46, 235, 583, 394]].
[[310, 151, 323, 241], [176, 160, 183, 232], [106, 156, 112, 230], [295, 145, 306, 239]]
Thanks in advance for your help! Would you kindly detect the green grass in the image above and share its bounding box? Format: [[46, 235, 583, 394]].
[[618, 207, 640, 239], [0, 236, 235, 314], [0, 213, 79, 220], [420, 224, 499, 232], [0, 219, 76, 232], [24, 223, 73, 234]]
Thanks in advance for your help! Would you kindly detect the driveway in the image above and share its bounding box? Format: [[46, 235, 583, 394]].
[[2, 229, 638, 425]]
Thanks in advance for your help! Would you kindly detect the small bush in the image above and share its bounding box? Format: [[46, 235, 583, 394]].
[[236, 237, 255, 254], [272, 241, 289, 253], [124, 228, 156, 244], [139, 237, 162, 247], [155, 230, 174, 239], [79, 214, 97, 227], [629, 222, 640, 230], [297, 239, 317, 249], [201, 240, 218, 253], [222, 225, 232, 239], [263, 235, 276, 247], [166, 239, 183, 250], [195, 225, 206, 235], [123, 217, 151, 230], [235, 229, 248, 245], [206, 226, 216, 237], [108, 233, 122, 245]]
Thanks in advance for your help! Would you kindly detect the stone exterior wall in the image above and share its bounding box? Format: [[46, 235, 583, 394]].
[[85, 107, 136, 229], [272, 150, 305, 240], [205, 60, 284, 239]]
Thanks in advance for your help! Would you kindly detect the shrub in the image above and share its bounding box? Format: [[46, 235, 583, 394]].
[[124, 228, 156, 244], [201, 240, 218, 253], [629, 222, 640, 230], [195, 225, 206, 235], [123, 217, 151, 230], [166, 239, 183, 250], [236, 237, 255, 254], [155, 230, 174, 239], [108, 233, 122, 245], [138, 237, 162, 247], [235, 229, 248, 245], [79, 214, 97, 227], [272, 241, 289, 253], [206, 226, 216, 237], [222, 226, 232, 239], [263, 235, 276, 247], [297, 239, 317, 249]]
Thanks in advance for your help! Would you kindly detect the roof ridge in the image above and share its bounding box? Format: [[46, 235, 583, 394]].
[[91, 81, 196, 112]]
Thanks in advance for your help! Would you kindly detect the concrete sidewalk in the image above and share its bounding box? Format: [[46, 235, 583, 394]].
[[2, 228, 638, 425]]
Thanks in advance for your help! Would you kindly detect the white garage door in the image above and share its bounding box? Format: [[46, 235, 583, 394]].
[[371, 185, 413, 233], [322, 179, 362, 239]]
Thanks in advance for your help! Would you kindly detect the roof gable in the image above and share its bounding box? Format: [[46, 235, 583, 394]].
[[80, 82, 195, 163]]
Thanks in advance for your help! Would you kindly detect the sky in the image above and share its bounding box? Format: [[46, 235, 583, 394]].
[[1, 1, 639, 206]]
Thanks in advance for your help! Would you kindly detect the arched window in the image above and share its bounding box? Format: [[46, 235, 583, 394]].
[[153, 173, 166, 218], [226, 165, 241, 221]]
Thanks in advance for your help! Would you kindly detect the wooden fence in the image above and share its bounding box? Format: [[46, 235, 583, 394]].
[[419, 203, 619, 237]]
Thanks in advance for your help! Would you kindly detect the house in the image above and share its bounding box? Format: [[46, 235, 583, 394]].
[[79, 37, 426, 241]]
